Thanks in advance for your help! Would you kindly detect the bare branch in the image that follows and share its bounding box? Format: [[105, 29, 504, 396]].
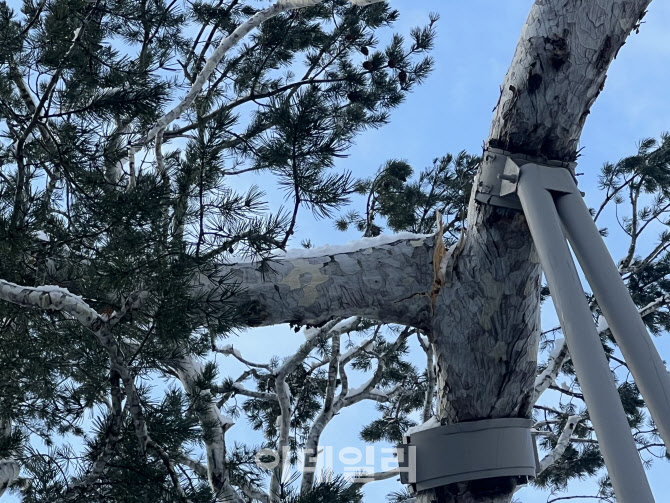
[[534, 338, 569, 402], [538, 415, 582, 474]]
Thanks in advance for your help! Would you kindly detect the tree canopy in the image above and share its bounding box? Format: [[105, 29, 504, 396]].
[[0, 1, 668, 503]]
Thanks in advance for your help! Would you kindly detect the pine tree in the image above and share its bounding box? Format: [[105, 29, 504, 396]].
[[0, 0, 436, 501], [0, 1, 667, 503]]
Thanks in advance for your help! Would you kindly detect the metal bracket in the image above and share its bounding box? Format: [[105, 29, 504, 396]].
[[475, 147, 579, 210], [398, 418, 539, 493]]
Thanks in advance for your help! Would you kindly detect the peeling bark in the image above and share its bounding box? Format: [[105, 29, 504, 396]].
[[415, 1, 652, 502], [216, 236, 435, 329], [489, 0, 651, 161]]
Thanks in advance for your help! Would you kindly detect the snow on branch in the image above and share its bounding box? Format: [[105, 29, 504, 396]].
[[538, 415, 582, 474], [637, 294, 670, 319], [0, 280, 101, 328], [0, 280, 153, 457], [342, 360, 386, 405], [594, 294, 670, 339]]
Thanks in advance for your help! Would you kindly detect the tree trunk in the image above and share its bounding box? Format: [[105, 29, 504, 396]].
[[210, 235, 435, 329], [415, 1, 652, 502], [203, 2, 652, 502]]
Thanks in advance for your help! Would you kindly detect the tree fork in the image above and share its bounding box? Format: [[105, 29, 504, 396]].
[[417, 1, 652, 502]]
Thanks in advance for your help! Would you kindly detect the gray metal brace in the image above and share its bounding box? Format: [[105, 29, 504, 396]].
[[470, 149, 670, 502], [474, 146, 578, 210]]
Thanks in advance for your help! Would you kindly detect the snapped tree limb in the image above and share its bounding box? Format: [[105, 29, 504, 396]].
[[207, 235, 435, 329]]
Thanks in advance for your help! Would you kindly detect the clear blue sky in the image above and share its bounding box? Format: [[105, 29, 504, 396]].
[[4, 1, 670, 502]]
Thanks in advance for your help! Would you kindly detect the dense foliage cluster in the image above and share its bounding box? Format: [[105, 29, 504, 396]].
[[0, 0, 436, 501]]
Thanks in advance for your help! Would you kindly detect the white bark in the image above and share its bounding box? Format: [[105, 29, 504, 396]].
[[0, 460, 19, 499], [0, 419, 18, 499], [0, 283, 149, 454], [270, 371, 294, 502], [533, 338, 569, 402], [171, 356, 242, 502], [538, 415, 582, 474], [216, 344, 272, 370], [135, 0, 384, 151], [489, 0, 650, 161], [213, 236, 435, 329], [299, 328, 409, 493], [418, 333, 436, 422]]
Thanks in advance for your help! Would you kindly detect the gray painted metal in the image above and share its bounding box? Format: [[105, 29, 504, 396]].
[[556, 191, 670, 450], [398, 419, 537, 492], [474, 147, 577, 209], [516, 163, 654, 503], [474, 149, 523, 210]]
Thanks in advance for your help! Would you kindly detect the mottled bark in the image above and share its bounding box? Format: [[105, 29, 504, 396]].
[[432, 198, 542, 425], [415, 1, 652, 502], [489, 0, 651, 161], [217, 236, 435, 329], [0, 419, 19, 498], [171, 356, 241, 503]]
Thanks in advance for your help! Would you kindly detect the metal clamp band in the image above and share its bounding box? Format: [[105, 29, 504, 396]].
[[474, 146, 578, 210]]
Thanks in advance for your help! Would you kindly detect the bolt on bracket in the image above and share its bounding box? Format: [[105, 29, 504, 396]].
[[475, 146, 579, 210]]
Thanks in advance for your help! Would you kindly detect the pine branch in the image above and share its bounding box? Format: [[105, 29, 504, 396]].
[[0, 280, 150, 453], [533, 338, 569, 403], [538, 415, 582, 474], [63, 368, 128, 500], [170, 355, 243, 503], [133, 0, 321, 151], [11, 2, 98, 228]]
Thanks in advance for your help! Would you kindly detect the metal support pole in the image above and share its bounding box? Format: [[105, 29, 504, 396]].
[[556, 191, 670, 449], [516, 165, 654, 503]]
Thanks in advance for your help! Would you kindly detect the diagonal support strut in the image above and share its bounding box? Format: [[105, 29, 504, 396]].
[[476, 149, 670, 502]]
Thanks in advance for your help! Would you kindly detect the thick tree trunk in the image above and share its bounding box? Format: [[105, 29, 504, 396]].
[[488, 0, 650, 162], [415, 1, 652, 502]]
